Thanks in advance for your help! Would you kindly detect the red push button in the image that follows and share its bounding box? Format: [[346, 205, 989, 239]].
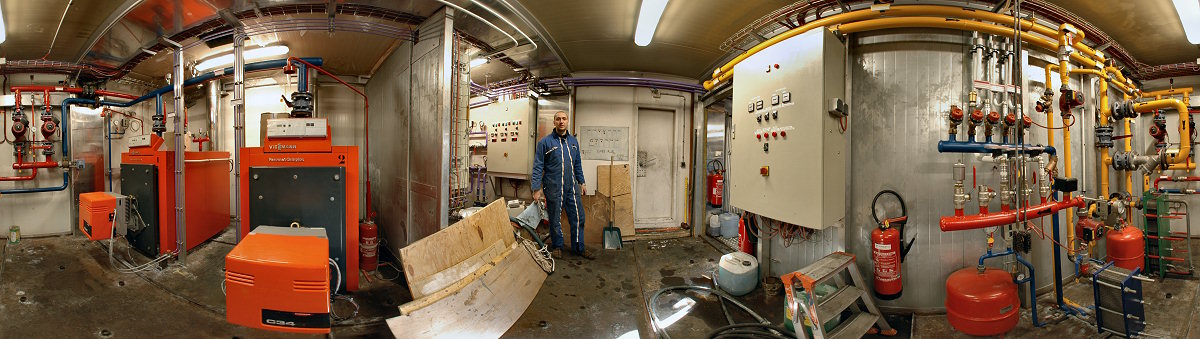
[[756, 133, 761, 140], [781, 131, 787, 137], [771, 131, 778, 138]]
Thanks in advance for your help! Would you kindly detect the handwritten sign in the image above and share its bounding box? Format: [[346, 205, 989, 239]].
[[579, 126, 629, 161]]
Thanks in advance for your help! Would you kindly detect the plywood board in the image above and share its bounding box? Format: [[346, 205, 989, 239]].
[[567, 192, 634, 242], [387, 247, 547, 338], [399, 198, 514, 297], [406, 240, 506, 298], [596, 164, 632, 197]]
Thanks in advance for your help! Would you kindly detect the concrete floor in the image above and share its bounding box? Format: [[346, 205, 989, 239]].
[[2, 226, 1195, 338]]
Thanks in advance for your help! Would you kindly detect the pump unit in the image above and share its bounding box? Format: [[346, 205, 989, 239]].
[[120, 134, 231, 258], [728, 28, 847, 229]]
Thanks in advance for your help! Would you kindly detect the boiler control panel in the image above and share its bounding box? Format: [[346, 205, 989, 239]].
[[476, 98, 535, 178], [728, 28, 846, 229], [265, 118, 328, 138]]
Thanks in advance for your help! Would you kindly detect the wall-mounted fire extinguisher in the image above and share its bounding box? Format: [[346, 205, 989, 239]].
[[707, 159, 724, 207], [871, 190, 916, 301]]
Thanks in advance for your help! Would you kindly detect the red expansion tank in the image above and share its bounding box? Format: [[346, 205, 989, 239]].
[[1106, 226, 1145, 271], [945, 267, 1019, 336]]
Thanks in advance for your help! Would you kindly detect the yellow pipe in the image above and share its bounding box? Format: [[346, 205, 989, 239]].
[[1046, 64, 1058, 146], [831, 18, 1103, 68], [1125, 93, 1134, 194], [1135, 99, 1193, 166], [703, 5, 1095, 90], [1142, 87, 1193, 99], [1058, 26, 1076, 256]]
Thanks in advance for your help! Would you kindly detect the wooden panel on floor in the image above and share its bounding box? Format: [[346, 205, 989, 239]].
[[387, 247, 548, 338], [398, 198, 514, 297], [406, 240, 506, 298]]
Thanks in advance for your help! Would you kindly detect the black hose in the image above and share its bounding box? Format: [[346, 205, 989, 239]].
[[871, 189, 907, 224], [707, 323, 796, 339]]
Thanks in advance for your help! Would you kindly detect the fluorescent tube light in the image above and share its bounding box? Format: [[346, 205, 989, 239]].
[[196, 45, 290, 71], [1175, 0, 1200, 44], [470, 58, 488, 68], [634, 0, 669, 46]]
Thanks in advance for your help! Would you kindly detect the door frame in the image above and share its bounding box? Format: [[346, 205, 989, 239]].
[[633, 105, 685, 228]]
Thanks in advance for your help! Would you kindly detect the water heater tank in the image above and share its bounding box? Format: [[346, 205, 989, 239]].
[[1106, 226, 1145, 271], [945, 267, 1019, 336]]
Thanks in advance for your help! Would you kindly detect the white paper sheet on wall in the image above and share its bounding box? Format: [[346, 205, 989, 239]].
[[579, 126, 629, 161]]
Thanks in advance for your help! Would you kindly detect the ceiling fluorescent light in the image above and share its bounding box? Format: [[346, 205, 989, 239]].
[[634, 0, 669, 46], [196, 45, 290, 72], [1175, 0, 1200, 44], [470, 58, 488, 68]]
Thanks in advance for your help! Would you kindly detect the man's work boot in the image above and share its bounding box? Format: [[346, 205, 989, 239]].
[[576, 248, 596, 260], [551, 248, 563, 259]]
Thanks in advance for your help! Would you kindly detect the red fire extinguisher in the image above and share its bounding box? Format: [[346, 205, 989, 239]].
[[707, 160, 724, 207], [359, 220, 379, 271], [871, 190, 915, 300]]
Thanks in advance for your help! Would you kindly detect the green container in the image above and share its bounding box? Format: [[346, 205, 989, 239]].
[[785, 283, 841, 335], [7, 226, 19, 245]]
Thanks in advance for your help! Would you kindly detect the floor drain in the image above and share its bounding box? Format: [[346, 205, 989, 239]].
[[1166, 293, 1173, 299], [19, 296, 26, 303], [118, 281, 125, 287], [59, 265, 65, 270], [539, 321, 549, 329], [99, 329, 112, 338]]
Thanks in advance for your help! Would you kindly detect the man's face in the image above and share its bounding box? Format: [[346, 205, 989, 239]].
[[554, 112, 568, 132]]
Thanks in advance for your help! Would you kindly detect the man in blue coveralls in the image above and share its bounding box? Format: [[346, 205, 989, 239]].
[[532, 111, 595, 260]]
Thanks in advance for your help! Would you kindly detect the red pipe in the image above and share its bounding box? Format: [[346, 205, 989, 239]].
[[940, 197, 1086, 232], [1154, 175, 1200, 191], [9, 86, 138, 100], [12, 161, 58, 170], [0, 154, 38, 181], [286, 57, 374, 219]]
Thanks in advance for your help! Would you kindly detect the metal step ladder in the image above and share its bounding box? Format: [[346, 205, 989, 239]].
[[782, 252, 895, 339]]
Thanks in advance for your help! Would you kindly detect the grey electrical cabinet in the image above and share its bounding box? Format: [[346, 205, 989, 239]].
[[728, 28, 847, 229], [480, 98, 536, 178]]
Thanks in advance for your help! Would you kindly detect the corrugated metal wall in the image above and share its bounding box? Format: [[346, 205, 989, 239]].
[[839, 30, 1099, 311]]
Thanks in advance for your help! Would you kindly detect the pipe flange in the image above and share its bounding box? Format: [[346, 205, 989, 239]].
[[1095, 126, 1113, 148]]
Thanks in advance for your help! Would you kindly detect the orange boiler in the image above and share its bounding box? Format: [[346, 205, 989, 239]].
[[120, 134, 230, 258], [239, 117, 359, 292]]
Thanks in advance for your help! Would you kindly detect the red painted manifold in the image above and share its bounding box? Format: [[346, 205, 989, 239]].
[[945, 267, 1020, 336], [940, 197, 1085, 232], [1106, 226, 1145, 271]]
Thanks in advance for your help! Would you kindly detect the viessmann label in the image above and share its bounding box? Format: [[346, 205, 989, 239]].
[[267, 158, 306, 162]]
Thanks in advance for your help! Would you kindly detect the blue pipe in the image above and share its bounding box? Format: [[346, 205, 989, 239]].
[[298, 62, 309, 93], [979, 248, 1044, 327], [4, 58, 325, 194], [937, 140, 1057, 155], [1051, 201, 1066, 312], [112, 57, 324, 107]]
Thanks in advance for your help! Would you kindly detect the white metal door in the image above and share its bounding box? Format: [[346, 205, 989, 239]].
[[635, 108, 675, 228]]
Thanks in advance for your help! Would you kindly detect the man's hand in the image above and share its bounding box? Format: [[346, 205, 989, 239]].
[[533, 189, 544, 202], [580, 184, 587, 195]]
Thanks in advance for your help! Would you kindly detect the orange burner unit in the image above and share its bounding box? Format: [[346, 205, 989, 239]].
[[226, 226, 331, 334], [120, 134, 231, 258], [240, 117, 359, 292]]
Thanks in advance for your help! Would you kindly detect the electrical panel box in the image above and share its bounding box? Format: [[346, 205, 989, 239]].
[[479, 98, 535, 178], [266, 118, 328, 138], [729, 28, 846, 229]]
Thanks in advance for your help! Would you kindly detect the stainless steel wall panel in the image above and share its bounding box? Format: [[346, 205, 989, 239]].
[[367, 40, 413, 258], [843, 30, 1093, 311]]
